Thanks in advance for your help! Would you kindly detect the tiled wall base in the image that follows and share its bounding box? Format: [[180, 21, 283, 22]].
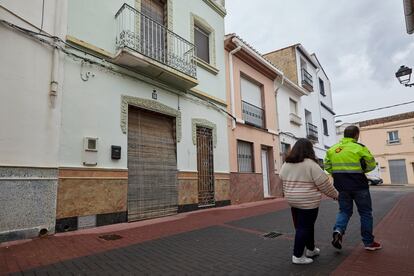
[[0, 167, 58, 242]]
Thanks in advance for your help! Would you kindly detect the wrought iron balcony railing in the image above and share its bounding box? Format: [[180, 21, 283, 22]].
[[301, 68, 313, 90], [242, 101, 264, 128], [306, 122, 318, 141], [115, 3, 197, 78]]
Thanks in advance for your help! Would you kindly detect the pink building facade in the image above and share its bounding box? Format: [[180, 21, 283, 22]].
[[225, 34, 283, 204]]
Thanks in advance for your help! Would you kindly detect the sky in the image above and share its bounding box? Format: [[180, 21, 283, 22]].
[[224, 0, 414, 123]]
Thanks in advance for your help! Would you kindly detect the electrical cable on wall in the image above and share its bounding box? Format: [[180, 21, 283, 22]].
[[0, 18, 237, 122]]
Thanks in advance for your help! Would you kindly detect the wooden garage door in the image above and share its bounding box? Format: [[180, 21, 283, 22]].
[[127, 106, 177, 221]]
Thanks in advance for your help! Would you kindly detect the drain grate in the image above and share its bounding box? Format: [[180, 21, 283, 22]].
[[263, 231, 282, 239], [98, 234, 123, 241]]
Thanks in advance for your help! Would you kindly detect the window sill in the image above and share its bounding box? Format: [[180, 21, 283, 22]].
[[196, 57, 219, 75], [386, 142, 401, 146]]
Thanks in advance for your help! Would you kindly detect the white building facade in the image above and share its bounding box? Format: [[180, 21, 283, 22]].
[[0, 0, 67, 242], [0, 0, 230, 241], [264, 44, 336, 165]]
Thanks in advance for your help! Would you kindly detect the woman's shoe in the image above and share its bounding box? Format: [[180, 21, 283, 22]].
[[292, 255, 314, 264], [305, 247, 320, 257]]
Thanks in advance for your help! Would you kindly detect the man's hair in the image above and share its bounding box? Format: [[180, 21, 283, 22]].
[[344, 125, 360, 138]]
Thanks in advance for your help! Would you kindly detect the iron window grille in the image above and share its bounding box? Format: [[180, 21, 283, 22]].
[[302, 68, 313, 90], [242, 101, 265, 128], [237, 140, 254, 173]]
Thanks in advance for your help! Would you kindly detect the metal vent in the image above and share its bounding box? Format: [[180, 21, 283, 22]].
[[98, 234, 123, 241], [263, 231, 282, 239]]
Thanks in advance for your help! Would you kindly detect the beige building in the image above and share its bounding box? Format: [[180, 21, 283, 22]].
[[358, 112, 414, 185]]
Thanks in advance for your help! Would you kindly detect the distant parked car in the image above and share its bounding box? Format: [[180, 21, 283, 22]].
[[367, 175, 383, 185]]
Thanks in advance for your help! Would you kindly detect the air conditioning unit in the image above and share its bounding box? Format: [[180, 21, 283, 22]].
[[83, 137, 98, 166]]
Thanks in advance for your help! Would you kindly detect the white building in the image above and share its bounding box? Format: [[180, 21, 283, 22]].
[[0, 0, 66, 242], [0, 0, 230, 241], [264, 44, 336, 164]]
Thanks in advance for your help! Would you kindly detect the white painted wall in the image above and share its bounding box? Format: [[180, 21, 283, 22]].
[[61, 53, 229, 172], [62, 0, 229, 172], [295, 49, 335, 159], [0, 0, 66, 167], [276, 85, 305, 139], [173, 0, 226, 101], [67, 0, 134, 54]]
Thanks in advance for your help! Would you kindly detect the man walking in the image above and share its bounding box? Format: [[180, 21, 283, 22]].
[[324, 125, 382, 251]]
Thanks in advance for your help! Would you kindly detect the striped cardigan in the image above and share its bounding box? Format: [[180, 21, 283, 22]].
[[280, 158, 338, 209]]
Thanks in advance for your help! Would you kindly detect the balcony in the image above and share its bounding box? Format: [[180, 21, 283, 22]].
[[242, 101, 264, 128], [301, 68, 313, 92], [114, 4, 198, 90], [306, 122, 318, 142], [289, 113, 302, 126]]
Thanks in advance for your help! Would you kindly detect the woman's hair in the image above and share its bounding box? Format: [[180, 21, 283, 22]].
[[284, 138, 317, 163]]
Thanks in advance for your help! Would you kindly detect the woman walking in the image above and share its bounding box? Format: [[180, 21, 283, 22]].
[[280, 138, 338, 265]]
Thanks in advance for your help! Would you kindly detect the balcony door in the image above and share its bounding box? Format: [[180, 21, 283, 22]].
[[140, 0, 166, 62]]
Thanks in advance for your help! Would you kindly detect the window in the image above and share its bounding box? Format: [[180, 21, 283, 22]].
[[319, 78, 325, 96], [241, 76, 264, 128], [289, 98, 297, 114], [237, 140, 254, 172], [194, 25, 210, 63], [322, 118, 329, 136], [387, 131, 400, 144], [281, 143, 291, 163]]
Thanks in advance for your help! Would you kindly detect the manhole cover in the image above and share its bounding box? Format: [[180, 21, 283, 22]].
[[98, 234, 123, 241], [263, 231, 282, 239]]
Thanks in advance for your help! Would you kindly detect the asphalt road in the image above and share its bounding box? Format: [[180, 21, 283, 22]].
[[17, 187, 412, 276]]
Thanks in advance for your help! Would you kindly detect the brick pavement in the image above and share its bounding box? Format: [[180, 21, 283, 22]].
[[0, 198, 289, 275], [332, 191, 414, 276], [1, 188, 413, 275]]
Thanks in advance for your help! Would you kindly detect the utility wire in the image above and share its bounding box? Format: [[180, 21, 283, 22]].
[[335, 100, 414, 118], [0, 19, 235, 122]]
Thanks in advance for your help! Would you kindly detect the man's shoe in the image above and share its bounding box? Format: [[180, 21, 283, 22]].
[[292, 255, 313, 265], [365, 241, 382, 251], [305, 247, 320, 257], [332, 231, 342, 249]]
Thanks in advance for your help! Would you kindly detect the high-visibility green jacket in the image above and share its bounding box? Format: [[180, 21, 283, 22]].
[[324, 137, 376, 191]]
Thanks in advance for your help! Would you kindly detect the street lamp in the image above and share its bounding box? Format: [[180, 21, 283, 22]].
[[395, 65, 414, 87]]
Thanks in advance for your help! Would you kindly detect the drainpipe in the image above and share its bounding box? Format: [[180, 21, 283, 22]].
[[274, 73, 284, 134], [228, 43, 242, 130], [315, 68, 325, 154], [50, 1, 62, 108]]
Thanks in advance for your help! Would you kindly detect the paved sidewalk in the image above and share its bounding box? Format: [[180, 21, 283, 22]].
[[332, 191, 414, 276], [0, 199, 290, 275], [1, 188, 413, 275]]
